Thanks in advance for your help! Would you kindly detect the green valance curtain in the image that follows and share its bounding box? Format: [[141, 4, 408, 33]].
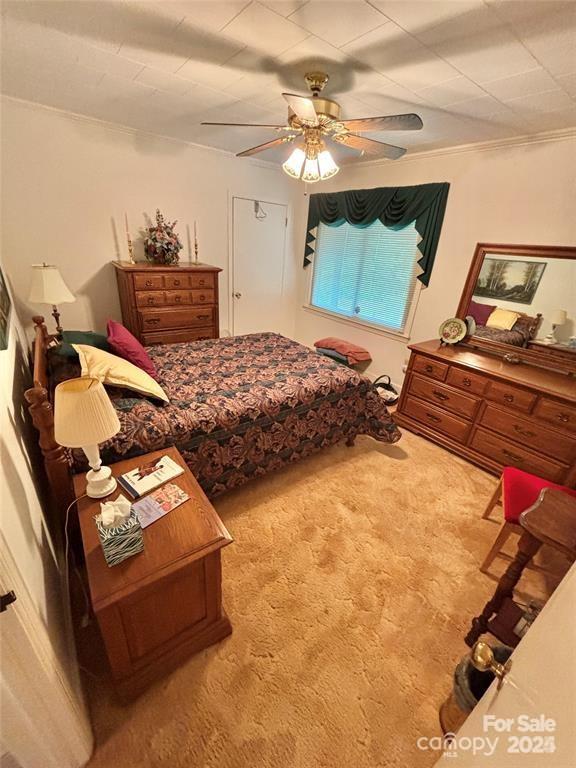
[[304, 182, 450, 286]]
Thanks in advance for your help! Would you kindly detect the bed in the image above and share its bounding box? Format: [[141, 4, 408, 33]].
[[27, 319, 401, 506]]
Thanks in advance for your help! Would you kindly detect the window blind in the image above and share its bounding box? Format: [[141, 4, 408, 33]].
[[310, 220, 420, 333]]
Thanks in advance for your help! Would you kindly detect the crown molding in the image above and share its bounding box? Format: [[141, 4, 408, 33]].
[[3, 93, 575, 175], [344, 126, 576, 170], [0, 94, 282, 172]]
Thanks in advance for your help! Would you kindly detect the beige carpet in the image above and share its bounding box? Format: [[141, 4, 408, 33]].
[[84, 431, 550, 768]]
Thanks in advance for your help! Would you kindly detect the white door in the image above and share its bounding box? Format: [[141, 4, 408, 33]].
[[434, 561, 576, 766], [0, 533, 93, 768], [231, 197, 288, 336]]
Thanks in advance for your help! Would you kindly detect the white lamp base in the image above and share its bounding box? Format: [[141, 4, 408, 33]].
[[85, 466, 117, 499]]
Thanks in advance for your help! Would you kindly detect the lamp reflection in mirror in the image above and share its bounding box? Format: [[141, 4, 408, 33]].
[[544, 309, 567, 344], [282, 146, 339, 183], [54, 377, 121, 498]]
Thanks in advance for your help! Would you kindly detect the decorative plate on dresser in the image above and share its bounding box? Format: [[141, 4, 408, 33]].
[[113, 261, 221, 346], [396, 243, 576, 487]]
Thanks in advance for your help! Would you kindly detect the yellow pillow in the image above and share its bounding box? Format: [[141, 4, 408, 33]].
[[72, 344, 169, 403], [485, 308, 520, 331]]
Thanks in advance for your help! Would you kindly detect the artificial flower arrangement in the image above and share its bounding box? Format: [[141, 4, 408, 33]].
[[144, 209, 183, 265]]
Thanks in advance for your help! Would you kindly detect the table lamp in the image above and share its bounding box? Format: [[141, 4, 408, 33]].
[[28, 263, 75, 334], [54, 377, 121, 498], [545, 309, 567, 344]]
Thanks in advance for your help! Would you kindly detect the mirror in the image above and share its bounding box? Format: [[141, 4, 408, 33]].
[[457, 244, 576, 366]]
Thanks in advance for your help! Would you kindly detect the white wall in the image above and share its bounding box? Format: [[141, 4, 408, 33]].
[[294, 135, 576, 384], [0, 96, 300, 339]]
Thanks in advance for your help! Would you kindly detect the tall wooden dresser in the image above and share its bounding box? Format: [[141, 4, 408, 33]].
[[113, 261, 221, 346], [396, 340, 576, 486]]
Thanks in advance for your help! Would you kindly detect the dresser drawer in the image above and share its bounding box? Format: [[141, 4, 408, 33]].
[[470, 428, 566, 483], [191, 289, 215, 305], [403, 396, 470, 443], [446, 367, 487, 396], [409, 374, 479, 420], [139, 307, 215, 331], [486, 381, 536, 413], [164, 274, 191, 290], [143, 327, 216, 346], [136, 291, 166, 308], [412, 355, 448, 381], [480, 405, 576, 464], [134, 274, 164, 290], [190, 273, 214, 289], [165, 290, 191, 306], [534, 398, 576, 434]]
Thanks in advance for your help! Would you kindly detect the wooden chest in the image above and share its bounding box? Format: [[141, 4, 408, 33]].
[[396, 340, 576, 486], [113, 261, 221, 346]]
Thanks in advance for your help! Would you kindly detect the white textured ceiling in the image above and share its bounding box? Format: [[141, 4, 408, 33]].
[[1, 0, 575, 164]]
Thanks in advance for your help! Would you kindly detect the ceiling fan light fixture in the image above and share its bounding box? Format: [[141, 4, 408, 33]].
[[282, 147, 306, 179], [317, 149, 339, 180], [301, 156, 321, 183]]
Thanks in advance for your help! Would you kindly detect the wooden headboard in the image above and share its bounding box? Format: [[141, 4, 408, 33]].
[[25, 316, 75, 515]]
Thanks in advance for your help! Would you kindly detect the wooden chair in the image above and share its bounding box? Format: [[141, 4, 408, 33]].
[[480, 467, 576, 574]]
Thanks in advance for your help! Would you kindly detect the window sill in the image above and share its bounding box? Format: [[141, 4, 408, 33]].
[[302, 304, 412, 342]]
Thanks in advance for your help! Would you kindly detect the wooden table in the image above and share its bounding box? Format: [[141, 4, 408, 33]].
[[465, 488, 576, 646], [74, 446, 233, 699]]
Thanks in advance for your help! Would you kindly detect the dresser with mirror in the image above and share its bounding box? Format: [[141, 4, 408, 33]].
[[396, 243, 576, 487]]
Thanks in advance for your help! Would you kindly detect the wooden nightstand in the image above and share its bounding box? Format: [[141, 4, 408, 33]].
[[73, 447, 233, 699]]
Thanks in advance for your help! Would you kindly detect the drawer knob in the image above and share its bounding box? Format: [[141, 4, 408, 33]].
[[557, 413, 570, 423], [198, 279, 205, 286], [198, 314, 210, 320], [503, 394, 514, 403], [175, 296, 181, 303], [433, 390, 449, 401], [462, 377, 471, 387], [147, 297, 155, 304], [425, 364, 433, 373], [145, 318, 160, 325], [425, 412, 441, 423], [513, 425, 535, 438], [199, 294, 206, 301], [145, 280, 153, 287], [502, 448, 522, 463]]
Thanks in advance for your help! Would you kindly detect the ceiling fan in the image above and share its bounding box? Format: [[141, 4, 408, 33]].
[[202, 72, 423, 183]]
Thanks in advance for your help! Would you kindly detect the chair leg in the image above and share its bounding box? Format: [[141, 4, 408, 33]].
[[482, 477, 502, 520], [480, 521, 515, 574]]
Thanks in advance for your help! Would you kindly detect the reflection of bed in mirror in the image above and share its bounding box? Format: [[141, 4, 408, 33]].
[[458, 244, 576, 362]]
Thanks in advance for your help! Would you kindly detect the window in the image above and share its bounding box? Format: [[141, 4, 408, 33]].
[[309, 219, 421, 334]]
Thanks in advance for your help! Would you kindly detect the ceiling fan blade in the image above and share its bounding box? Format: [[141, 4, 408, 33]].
[[237, 136, 295, 157], [201, 122, 293, 129], [338, 113, 423, 133], [282, 93, 318, 125], [333, 133, 406, 160]]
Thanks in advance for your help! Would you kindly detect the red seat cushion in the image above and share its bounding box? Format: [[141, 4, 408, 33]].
[[502, 467, 576, 523]]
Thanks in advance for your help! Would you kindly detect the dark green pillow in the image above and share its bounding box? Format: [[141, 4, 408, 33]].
[[57, 330, 110, 358]]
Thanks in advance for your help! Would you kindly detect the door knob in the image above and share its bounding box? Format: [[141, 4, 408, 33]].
[[471, 641, 512, 690], [233, 292, 242, 298]]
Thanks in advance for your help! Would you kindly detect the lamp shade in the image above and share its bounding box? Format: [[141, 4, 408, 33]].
[[551, 309, 567, 326], [28, 264, 75, 305], [54, 377, 120, 448]]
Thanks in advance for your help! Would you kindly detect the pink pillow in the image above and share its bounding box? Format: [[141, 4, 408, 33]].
[[468, 300, 496, 327], [107, 320, 157, 380]]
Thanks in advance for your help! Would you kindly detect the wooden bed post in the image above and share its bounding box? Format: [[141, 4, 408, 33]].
[[25, 316, 75, 515]]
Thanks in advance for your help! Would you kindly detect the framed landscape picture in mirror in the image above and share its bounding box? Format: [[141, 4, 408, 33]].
[[457, 243, 576, 374]]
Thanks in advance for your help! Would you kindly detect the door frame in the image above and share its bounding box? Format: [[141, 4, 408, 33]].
[[228, 193, 290, 337]]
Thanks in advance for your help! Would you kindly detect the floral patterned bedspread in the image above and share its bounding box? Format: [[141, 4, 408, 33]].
[[70, 333, 401, 497]]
